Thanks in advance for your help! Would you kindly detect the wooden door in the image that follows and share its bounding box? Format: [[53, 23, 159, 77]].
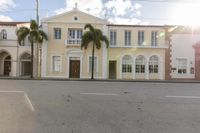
[[69, 60, 80, 78], [109, 60, 117, 79]]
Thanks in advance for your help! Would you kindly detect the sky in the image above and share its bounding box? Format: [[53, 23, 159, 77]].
[[0, 0, 200, 26]]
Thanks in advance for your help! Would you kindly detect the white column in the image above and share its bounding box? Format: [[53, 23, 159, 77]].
[[132, 57, 135, 79], [102, 44, 107, 79], [80, 55, 83, 78], [66, 56, 69, 78], [159, 61, 163, 80], [102, 25, 108, 79], [119, 57, 122, 79], [145, 62, 149, 79], [41, 23, 48, 77], [12, 61, 17, 77]]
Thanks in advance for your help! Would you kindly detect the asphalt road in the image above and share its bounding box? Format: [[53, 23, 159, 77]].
[[0, 79, 200, 133]]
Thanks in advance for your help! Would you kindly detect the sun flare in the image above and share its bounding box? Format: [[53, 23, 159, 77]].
[[171, 3, 200, 27]]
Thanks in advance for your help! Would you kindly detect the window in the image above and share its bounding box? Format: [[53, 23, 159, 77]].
[[125, 30, 131, 46], [136, 55, 146, 73], [68, 29, 82, 44], [177, 59, 187, 74], [138, 31, 144, 46], [52, 56, 61, 72], [122, 55, 132, 73], [89, 56, 97, 73], [110, 30, 117, 46], [149, 55, 159, 73], [54, 28, 61, 39], [1, 29, 7, 40], [151, 31, 158, 46]]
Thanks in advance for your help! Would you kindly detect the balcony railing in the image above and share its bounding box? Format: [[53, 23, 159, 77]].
[[65, 39, 81, 46]]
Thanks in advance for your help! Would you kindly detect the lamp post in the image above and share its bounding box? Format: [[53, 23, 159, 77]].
[[36, 0, 39, 25]]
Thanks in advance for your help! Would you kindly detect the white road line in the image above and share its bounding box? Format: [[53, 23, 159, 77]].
[[0, 90, 35, 112], [0, 91, 24, 93], [24, 93, 35, 112], [166, 96, 200, 99], [80, 93, 118, 96]]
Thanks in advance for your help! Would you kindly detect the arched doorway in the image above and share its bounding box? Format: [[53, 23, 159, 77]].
[[0, 51, 12, 76], [20, 53, 32, 76], [4, 56, 11, 76]]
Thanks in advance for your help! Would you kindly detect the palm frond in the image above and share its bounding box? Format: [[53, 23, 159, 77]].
[[16, 27, 30, 45], [84, 24, 95, 32], [101, 35, 109, 48], [81, 31, 93, 49], [38, 30, 48, 43], [30, 20, 38, 30]]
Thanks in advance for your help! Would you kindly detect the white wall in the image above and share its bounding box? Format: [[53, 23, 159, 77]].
[[171, 34, 200, 79]]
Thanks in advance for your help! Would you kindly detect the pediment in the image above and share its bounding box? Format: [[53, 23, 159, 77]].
[[42, 9, 108, 24]]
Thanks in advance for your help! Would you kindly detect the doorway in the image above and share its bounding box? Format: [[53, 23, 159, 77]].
[[69, 60, 80, 78], [109, 60, 117, 79]]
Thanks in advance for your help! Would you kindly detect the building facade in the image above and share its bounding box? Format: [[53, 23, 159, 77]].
[[0, 22, 32, 77], [41, 9, 167, 79], [167, 26, 200, 79]]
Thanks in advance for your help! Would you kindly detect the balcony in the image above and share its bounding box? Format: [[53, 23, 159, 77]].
[[65, 39, 81, 46]]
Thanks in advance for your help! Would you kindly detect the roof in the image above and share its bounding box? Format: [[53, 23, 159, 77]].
[[107, 24, 166, 28], [0, 22, 29, 26], [41, 9, 108, 24]]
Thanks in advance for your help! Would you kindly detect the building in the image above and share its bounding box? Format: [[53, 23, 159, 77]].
[[41, 8, 167, 79], [0, 22, 32, 77], [167, 26, 200, 79]]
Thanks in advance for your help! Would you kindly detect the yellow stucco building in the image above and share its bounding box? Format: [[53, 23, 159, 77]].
[[41, 8, 167, 80]]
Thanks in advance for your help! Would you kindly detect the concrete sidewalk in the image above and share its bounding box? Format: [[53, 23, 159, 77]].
[[0, 76, 200, 84]]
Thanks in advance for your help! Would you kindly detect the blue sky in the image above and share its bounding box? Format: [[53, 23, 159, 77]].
[[0, 0, 200, 25]]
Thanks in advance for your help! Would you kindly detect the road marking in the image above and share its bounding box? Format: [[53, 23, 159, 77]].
[[166, 96, 200, 99], [80, 93, 118, 96], [0, 91, 24, 93], [0, 90, 35, 112], [24, 93, 35, 112]]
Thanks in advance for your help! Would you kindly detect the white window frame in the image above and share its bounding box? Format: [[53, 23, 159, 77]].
[[138, 31, 144, 46], [176, 58, 187, 74], [51, 55, 62, 73], [125, 30, 131, 46], [135, 55, 146, 73], [151, 31, 158, 46], [110, 30, 117, 46], [54, 28, 61, 39], [88, 56, 98, 74], [68, 28, 83, 39], [149, 55, 159, 73], [122, 55, 132, 73], [1, 29, 7, 40]]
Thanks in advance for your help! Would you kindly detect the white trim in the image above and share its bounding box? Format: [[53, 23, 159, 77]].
[[120, 53, 134, 79], [42, 9, 108, 24], [41, 23, 48, 77], [50, 54, 62, 73], [66, 49, 83, 78]]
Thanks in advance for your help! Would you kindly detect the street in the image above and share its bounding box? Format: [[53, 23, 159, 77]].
[[0, 79, 200, 133]]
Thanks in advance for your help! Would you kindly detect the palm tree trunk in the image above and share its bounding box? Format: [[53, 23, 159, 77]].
[[31, 41, 34, 78], [91, 43, 95, 79]]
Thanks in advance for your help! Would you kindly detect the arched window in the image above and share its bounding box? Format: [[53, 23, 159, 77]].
[[122, 55, 132, 73], [149, 55, 159, 73], [136, 55, 146, 73], [1, 29, 7, 40]]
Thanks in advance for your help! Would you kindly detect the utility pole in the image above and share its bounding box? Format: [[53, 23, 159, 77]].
[[36, 0, 39, 25]]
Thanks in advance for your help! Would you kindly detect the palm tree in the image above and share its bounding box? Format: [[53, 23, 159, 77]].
[[16, 20, 48, 78], [81, 24, 109, 79]]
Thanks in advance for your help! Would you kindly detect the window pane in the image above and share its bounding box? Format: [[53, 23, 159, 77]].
[[53, 56, 61, 72]]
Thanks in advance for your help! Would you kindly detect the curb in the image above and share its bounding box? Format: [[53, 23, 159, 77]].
[[0, 77, 200, 84]]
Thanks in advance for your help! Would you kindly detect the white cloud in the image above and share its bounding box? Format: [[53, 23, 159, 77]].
[[0, 15, 13, 21], [54, 0, 144, 24], [55, 0, 102, 16], [0, 0, 15, 11]]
